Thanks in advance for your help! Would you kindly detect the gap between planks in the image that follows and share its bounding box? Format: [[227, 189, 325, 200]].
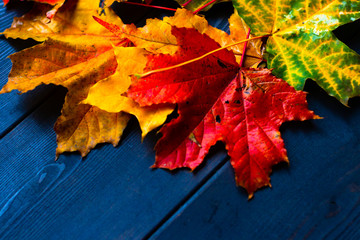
[[143, 155, 230, 240]]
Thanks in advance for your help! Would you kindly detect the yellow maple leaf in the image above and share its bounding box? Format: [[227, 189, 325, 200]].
[[0, 0, 171, 156]]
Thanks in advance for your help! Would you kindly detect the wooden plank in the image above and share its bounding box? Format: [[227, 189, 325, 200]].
[[0, 88, 228, 239], [150, 154, 360, 239], [148, 23, 360, 239]]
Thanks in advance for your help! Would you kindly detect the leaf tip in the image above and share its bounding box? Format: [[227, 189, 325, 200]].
[[313, 114, 323, 120], [140, 134, 146, 142], [55, 149, 61, 161]]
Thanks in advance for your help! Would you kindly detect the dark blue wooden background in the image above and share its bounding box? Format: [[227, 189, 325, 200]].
[[1, 1, 360, 239]]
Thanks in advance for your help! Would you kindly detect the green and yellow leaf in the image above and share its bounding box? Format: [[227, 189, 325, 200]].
[[232, 0, 360, 103]]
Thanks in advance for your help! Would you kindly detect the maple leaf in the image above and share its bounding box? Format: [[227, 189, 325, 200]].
[[127, 26, 318, 197], [0, 0, 171, 156], [232, 0, 360, 104], [93, 8, 263, 66]]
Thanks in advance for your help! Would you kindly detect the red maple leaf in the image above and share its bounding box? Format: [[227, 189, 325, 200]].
[[128, 26, 318, 198]]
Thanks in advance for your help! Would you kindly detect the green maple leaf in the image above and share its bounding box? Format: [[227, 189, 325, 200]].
[[233, 0, 360, 104]]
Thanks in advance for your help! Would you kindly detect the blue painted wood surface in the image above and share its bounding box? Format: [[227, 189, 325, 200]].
[[1, 1, 360, 240]]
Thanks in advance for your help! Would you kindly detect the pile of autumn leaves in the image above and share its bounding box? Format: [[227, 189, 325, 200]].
[[1, 0, 360, 198]]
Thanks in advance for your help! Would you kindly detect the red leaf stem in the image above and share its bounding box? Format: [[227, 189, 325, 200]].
[[182, 0, 193, 7], [239, 28, 251, 68]]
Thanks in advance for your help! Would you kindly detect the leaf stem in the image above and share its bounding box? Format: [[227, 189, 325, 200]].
[[193, 0, 217, 14], [137, 35, 269, 78], [182, 0, 193, 7], [121, 1, 177, 11], [239, 28, 251, 67]]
